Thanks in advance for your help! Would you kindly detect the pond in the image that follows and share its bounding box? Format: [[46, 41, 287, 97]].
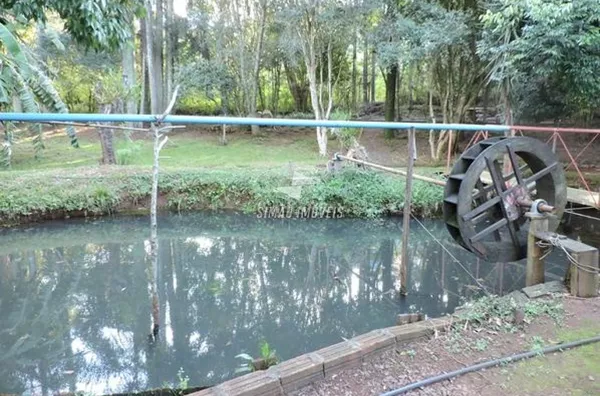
[[0, 212, 596, 395]]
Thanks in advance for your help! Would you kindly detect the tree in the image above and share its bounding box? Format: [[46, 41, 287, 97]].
[[279, 0, 354, 156], [0, 0, 141, 165], [373, 0, 470, 158], [479, 0, 600, 124]]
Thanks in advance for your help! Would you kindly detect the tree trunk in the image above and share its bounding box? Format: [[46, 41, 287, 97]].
[[144, 0, 160, 114], [370, 49, 376, 102], [351, 28, 357, 113], [284, 62, 309, 113], [428, 89, 437, 160], [152, 0, 165, 112], [362, 34, 368, 104], [98, 104, 116, 165], [272, 64, 281, 114], [122, 37, 137, 124], [384, 63, 397, 138], [165, 0, 174, 103], [307, 64, 327, 156], [250, 1, 267, 135], [408, 63, 415, 111]]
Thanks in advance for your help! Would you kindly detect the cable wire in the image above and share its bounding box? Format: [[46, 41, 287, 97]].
[[411, 215, 490, 295]]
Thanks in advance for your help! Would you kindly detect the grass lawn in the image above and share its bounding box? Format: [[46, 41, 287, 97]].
[[8, 130, 323, 171], [505, 322, 600, 395]]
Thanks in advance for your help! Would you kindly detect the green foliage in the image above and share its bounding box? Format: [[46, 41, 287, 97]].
[[457, 294, 564, 332], [0, 0, 142, 51], [0, 21, 77, 149], [529, 335, 545, 355], [0, 166, 443, 224], [479, 0, 600, 122], [329, 110, 361, 150], [235, 341, 278, 374], [116, 141, 143, 165]]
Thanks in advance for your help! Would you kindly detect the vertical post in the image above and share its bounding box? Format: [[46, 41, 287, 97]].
[[570, 248, 599, 298], [525, 213, 548, 286], [400, 128, 416, 296], [446, 130, 453, 173], [552, 131, 558, 153]]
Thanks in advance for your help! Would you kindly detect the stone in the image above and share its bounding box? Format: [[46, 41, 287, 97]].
[[522, 280, 566, 299]]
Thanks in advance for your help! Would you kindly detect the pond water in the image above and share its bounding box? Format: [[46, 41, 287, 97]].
[[0, 212, 596, 395]]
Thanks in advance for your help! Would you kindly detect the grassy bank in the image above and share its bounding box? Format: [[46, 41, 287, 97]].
[[0, 166, 444, 226]]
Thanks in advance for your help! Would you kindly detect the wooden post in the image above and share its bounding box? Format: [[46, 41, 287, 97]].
[[569, 246, 599, 298], [446, 130, 453, 173], [526, 213, 548, 286], [400, 128, 416, 296]]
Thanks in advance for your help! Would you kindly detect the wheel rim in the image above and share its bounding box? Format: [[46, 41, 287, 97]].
[[443, 137, 567, 261]]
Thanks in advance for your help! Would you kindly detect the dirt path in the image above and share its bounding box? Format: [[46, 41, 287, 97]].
[[292, 296, 600, 396]]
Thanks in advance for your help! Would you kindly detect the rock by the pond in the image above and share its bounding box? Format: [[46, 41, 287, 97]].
[[522, 281, 566, 299]]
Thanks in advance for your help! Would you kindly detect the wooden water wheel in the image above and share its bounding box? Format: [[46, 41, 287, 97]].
[[443, 137, 567, 261]]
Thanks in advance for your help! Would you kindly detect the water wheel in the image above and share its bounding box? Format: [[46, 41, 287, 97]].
[[443, 137, 567, 261]]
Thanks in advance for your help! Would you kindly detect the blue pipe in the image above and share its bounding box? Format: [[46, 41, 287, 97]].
[[0, 113, 510, 132], [380, 334, 600, 396]]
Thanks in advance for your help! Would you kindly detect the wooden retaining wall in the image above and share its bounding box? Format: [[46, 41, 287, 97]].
[[190, 317, 453, 396]]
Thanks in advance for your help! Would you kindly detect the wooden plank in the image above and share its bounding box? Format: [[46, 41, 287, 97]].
[[567, 187, 600, 208]]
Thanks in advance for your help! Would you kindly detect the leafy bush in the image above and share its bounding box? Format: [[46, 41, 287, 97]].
[[0, 167, 443, 225], [116, 141, 143, 165], [329, 110, 362, 150]]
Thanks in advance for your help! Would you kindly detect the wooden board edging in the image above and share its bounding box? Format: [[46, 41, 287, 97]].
[[188, 316, 456, 396]]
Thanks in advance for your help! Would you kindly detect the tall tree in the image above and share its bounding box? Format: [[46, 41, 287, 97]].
[[279, 0, 354, 156], [479, 0, 600, 124]]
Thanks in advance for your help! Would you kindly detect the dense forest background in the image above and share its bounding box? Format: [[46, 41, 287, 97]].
[[1, 0, 600, 157]]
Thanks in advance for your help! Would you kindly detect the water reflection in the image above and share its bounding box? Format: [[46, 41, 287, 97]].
[[0, 213, 573, 395]]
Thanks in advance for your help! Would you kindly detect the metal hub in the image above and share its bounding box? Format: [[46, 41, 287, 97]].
[[443, 137, 567, 261]]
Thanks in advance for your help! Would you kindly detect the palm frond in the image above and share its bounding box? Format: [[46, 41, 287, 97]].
[[28, 64, 78, 148], [0, 22, 30, 78]]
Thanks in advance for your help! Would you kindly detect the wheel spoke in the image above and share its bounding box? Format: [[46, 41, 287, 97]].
[[463, 195, 502, 221], [472, 164, 530, 201], [470, 218, 508, 242], [507, 145, 525, 185], [485, 157, 522, 253], [525, 162, 558, 184]]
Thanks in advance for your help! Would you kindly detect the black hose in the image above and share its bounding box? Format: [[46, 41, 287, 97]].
[[380, 335, 600, 396]]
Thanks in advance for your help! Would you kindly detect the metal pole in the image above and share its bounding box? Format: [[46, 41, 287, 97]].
[[400, 128, 416, 296], [335, 154, 446, 187]]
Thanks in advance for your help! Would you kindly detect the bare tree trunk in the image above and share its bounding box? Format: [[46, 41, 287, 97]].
[[384, 63, 397, 138], [122, 37, 138, 124], [272, 64, 281, 114], [152, 0, 165, 111], [165, 0, 174, 102], [284, 62, 309, 113], [351, 28, 357, 112], [428, 89, 437, 160], [370, 49, 376, 102], [98, 104, 117, 165], [250, 1, 267, 135], [144, 0, 160, 114], [362, 33, 368, 104]]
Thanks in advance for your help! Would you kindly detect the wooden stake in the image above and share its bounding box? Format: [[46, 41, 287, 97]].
[[400, 128, 416, 296], [526, 213, 548, 286]]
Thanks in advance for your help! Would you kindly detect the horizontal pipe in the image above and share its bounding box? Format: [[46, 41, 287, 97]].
[[512, 125, 600, 134], [0, 113, 510, 132], [334, 154, 447, 187], [381, 334, 600, 396]]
